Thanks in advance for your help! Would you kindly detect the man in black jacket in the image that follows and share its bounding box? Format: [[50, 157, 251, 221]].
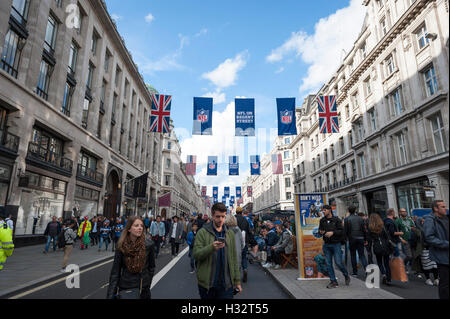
[[319, 205, 350, 289], [344, 206, 368, 276], [235, 207, 251, 283]]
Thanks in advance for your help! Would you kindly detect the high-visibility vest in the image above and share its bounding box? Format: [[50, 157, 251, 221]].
[[0, 221, 14, 270]]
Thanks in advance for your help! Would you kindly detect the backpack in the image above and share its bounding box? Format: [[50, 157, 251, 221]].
[[57, 230, 66, 248], [373, 228, 391, 255]]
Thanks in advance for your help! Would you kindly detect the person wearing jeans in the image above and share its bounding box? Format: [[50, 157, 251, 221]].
[[61, 220, 77, 272], [99, 220, 111, 251], [43, 217, 61, 253], [344, 206, 368, 276], [150, 216, 166, 258], [319, 205, 350, 289]]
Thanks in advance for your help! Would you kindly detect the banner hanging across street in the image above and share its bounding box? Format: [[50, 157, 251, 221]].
[[230, 196, 235, 206], [294, 193, 327, 279], [207, 156, 218, 175], [236, 186, 241, 198], [247, 186, 252, 197], [224, 186, 230, 198], [250, 155, 260, 175], [277, 98, 297, 136], [158, 192, 171, 207], [201, 186, 207, 197], [213, 186, 218, 202], [271, 154, 283, 174], [229, 156, 239, 176], [317, 95, 339, 134], [235, 98, 255, 136], [150, 94, 172, 133], [186, 155, 197, 176], [222, 196, 227, 204], [193, 97, 213, 135]]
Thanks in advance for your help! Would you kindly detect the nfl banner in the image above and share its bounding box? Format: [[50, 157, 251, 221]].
[[277, 98, 297, 136], [235, 98, 255, 136], [272, 153, 283, 174], [229, 156, 239, 176], [317, 95, 339, 133], [236, 186, 242, 198], [248, 186, 253, 197], [150, 94, 172, 133], [250, 155, 260, 176], [222, 196, 227, 204], [224, 187, 230, 198], [213, 186, 218, 202], [207, 156, 218, 176], [201, 186, 207, 197], [186, 155, 197, 176], [193, 97, 213, 135], [230, 196, 235, 206]]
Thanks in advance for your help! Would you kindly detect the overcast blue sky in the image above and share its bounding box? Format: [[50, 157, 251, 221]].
[[105, 0, 367, 196]]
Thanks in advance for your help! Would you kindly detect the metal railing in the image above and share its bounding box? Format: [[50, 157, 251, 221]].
[[76, 164, 104, 185], [27, 142, 73, 172]]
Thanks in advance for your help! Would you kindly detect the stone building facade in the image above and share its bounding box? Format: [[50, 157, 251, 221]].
[[0, 0, 165, 243], [290, 0, 449, 218]]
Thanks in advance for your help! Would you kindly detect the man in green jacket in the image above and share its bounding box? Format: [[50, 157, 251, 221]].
[[193, 203, 242, 299]]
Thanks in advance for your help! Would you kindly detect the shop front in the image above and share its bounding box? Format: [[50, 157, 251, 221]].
[[16, 172, 67, 236], [341, 194, 360, 212], [396, 177, 434, 215], [0, 162, 12, 206], [74, 185, 100, 219], [364, 187, 388, 218]]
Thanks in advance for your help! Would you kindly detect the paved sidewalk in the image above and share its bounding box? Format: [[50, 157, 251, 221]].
[[263, 266, 403, 299], [0, 241, 114, 298]]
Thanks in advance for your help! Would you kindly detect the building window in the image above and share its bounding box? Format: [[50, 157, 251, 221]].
[[36, 60, 52, 100], [68, 41, 78, 75], [397, 132, 408, 165], [324, 149, 328, 164], [358, 153, 366, 178], [104, 50, 111, 72], [301, 162, 305, 174], [385, 54, 396, 76], [284, 164, 291, 172], [345, 105, 350, 120], [351, 159, 357, 178], [313, 158, 316, 171], [351, 91, 359, 109], [115, 66, 121, 87], [44, 14, 58, 54], [416, 24, 430, 50], [356, 120, 365, 142], [100, 80, 106, 112], [423, 65, 438, 97], [167, 141, 172, 150], [349, 129, 353, 146], [388, 87, 404, 117], [61, 82, 74, 116], [380, 17, 387, 37], [86, 62, 94, 91], [82, 98, 90, 128], [300, 144, 304, 155], [313, 179, 317, 191], [285, 178, 291, 188], [339, 137, 345, 155], [342, 164, 348, 181], [109, 122, 115, 147], [361, 41, 367, 59], [430, 113, 446, 154], [368, 108, 377, 131], [11, 0, 30, 25], [55, 0, 63, 8], [166, 158, 171, 169], [112, 94, 117, 122], [91, 31, 99, 55], [284, 151, 290, 159], [286, 192, 292, 200], [78, 152, 97, 176], [396, 178, 435, 214], [284, 137, 291, 144], [1, 29, 24, 78], [97, 113, 103, 138], [364, 77, 372, 96], [330, 144, 335, 161]]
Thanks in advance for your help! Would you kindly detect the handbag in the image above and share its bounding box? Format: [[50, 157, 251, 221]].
[[118, 278, 143, 299]]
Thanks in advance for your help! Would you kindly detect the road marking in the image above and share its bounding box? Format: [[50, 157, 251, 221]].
[[82, 283, 110, 299], [151, 246, 189, 289], [9, 259, 114, 299]]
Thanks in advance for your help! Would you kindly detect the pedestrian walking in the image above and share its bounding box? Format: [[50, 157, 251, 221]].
[[196, 213, 205, 230], [319, 205, 350, 289], [112, 218, 124, 252], [99, 220, 112, 251], [187, 222, 199, 274], [77, 216, 92, 250], [423, 200, 448, 299], [369, 213, 393, 285], [395, 208, 415, 272], [412, 217, 439, 286], [144, 215, 150, 234], [0, 207, 14, 271], [5, 213, 14, 231], [225, 214, 244, 273], [193, 203, 242, 299], [150, 215, 165, 258], [90, 217, 99, 247], [384, 209, 404, 257], [168, 216, 183, 257], [43, 216, 61, 254], [61, 219, 77, 272], [344, 206, 368, 276], [235, 206, 251, 282], [106, 216, 155, 299]]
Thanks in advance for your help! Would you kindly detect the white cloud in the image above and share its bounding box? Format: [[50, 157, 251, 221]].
[[202, 90, 226, 104], [111, 13, 122, 21], [275, 66, 285, 74], [202, 51, 249, 89], [195, 28, 208, 37], [266, 0, 367, 94], [145, 13, 155, 23]]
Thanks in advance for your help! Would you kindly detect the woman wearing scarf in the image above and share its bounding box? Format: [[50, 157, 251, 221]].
[[107, 216, 155, 299]]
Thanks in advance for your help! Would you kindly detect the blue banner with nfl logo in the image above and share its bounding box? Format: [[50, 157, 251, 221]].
[[229, 156, 239, 176], [250, 155, 260, 175], [213, 186, 218, 202], [224, 187, 230, 198], [193, 97, 213, 135], [207, 156, 218, 175], [236, 187, 242, 198], [277, 98, 297, 136], [235, 98, 255, 136]]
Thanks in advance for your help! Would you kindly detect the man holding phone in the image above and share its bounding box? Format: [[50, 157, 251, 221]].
[[193, 203, 242, 299]]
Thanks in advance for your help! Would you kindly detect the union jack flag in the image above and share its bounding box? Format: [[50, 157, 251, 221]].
[[317, 95, 339, 134], [150, 94, 172, 133]]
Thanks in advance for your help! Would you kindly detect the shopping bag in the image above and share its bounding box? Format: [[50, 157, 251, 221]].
[[389, 257, 408, 282]]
